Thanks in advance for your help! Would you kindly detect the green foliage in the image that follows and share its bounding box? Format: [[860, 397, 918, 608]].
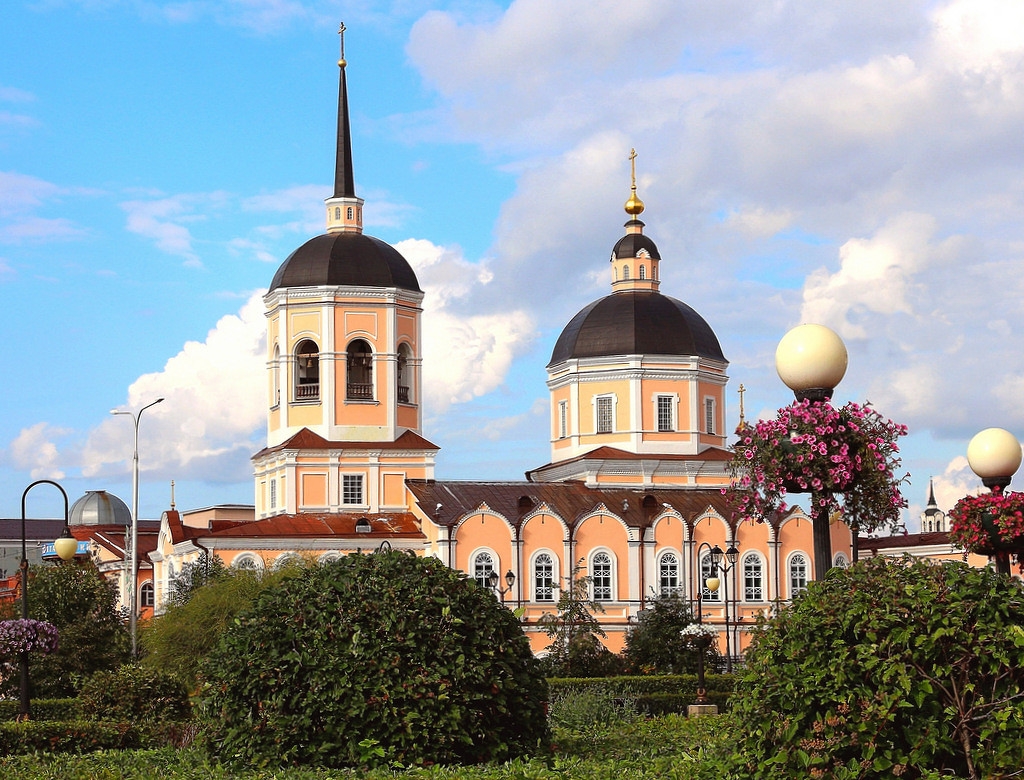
[[0, 719, 142, 755], [140, 565, 287, 688], [0, 561, 129, 698], [548, 682, 641, 732], [166, 551, 228, 607], [623, 594, 719, 674], [0, 698, 80, 722], [731, 555, 1024, 779], [201, 550, 549, 770], [537, 563, 624, 678], [78, 664, 191, 723], [547, 674, 736, 716]]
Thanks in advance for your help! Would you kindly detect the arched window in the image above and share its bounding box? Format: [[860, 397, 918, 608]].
[[233, 554, 264, 572], [591, 551, 614, 602], [659, 551, 680, 597], [397, 343, 413, 404], [622, 265, 630, 280], [473, 551, 495, 589], [347, 339, 373, 400], [273, 552, 301, 570], [318, 551, 341, 565], [639, 264, 646, 279], [139, 581, 154, 609], [833, 552, 849, 569], [700, 553, 721, 602], [347, 206, 353, 220], [272, 344, 281, 407], [789, 553, 808, 598], [743, 553, 764, 601], [534, 552, 555, 602], [295, 339, 320, 401], [334, 207, 341, 220]]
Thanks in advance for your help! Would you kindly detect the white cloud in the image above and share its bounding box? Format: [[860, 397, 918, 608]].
[[120, 192, 230, 267], [9, 422, 71, 480]]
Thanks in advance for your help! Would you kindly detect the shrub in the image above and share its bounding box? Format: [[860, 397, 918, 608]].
[[623, 594, 719, 674], [79, 664, 191, 723], [0, 698, 80, 722], [731, 556, 1024, 779], [201, 550, 549, 769], [141, 565, 290, 688], [0, 719, 141, 755]]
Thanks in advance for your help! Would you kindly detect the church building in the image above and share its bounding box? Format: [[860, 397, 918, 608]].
[[138, 30, 853, 656]]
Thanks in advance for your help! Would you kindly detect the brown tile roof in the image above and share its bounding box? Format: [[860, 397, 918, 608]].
[[859, 531, 953, 551], [526, 445, 732, 478], [407, 480, 735, 530], [205, 512, 424, 541], [252, 428, 439, 459]]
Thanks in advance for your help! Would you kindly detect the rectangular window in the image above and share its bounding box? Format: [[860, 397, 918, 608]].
[[592, 553, 613, 601], [342, 474, 364, 505], [657, 396, 674, 432], [596, 396, 614, 434], [705, 397, 716, 435], [558, 401, 568, 439], [269, 479, 277, 509], [534, 554, 555, 602], [744, 557, 764, 601]]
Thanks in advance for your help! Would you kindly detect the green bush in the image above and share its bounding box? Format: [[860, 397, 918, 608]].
[[78, 664, 191, 723], [623, 594, 719, 675], [0, 698, 80, 722], [0, 719, 141, 755], [731, 556, 1024, 779], [201, 550, 549, 770]]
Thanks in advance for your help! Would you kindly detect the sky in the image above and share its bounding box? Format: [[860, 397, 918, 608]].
[[3, 0, 1024, 530]]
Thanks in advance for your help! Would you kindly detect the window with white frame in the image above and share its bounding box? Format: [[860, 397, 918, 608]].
[[639, 264, 646, 279], [657, 395, 674, 432], [743, 552, 764, 601], [233, 554, 263, 572], [659, 551, 681, 596], [140, 581, 155, 609], [700, 554, 721, 601], [558, 400, 568, 439], [269, 479, 277, 509], [534, 553, 555, 602], [596, 396, 614, 434], [789, 553, 808, 597], [342, 474, 364, 505], [592, 551, 613, 601], [473, 551, 495, 589], [833, 552, 849, 569], [704, 397, 716, 435]]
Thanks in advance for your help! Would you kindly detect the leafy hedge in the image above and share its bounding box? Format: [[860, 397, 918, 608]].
[[548, 674, 735, 714], [0, 719, 142, 755], [202, 550, 549, 770], [78, 665, 191, 723], [0, 698, 80, 722]]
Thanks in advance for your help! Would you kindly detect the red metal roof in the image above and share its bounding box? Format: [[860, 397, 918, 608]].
[[206, 512, 423, 540], [252, 428, 439, 459]]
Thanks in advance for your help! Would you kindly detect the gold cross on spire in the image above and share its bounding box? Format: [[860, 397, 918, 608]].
[[629, 148, 638, 191], [338, 22, 347, 68], [738, 383, 747, 427]]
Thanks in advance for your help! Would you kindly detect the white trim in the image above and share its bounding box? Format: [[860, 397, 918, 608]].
[[530, 549, 559, 603]]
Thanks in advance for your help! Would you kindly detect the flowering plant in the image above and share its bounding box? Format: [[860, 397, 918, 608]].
[[0, 618, 59, 657], [949, 491, 1024, 557], [725, 399, 908, 534], [680, 623, 717, 644]]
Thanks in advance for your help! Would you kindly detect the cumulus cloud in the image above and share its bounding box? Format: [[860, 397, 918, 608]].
[[9, 422, 72, 480], [121, 192, 231, 267]]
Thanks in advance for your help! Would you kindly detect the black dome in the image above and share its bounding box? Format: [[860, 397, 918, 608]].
[[611, 232, 661, 261], [269, 232, 421, 292], [549, 291, 725, 365]]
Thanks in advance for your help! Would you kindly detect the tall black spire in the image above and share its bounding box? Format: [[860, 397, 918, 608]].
[[334, 22, 355, 199], [324, 23, 364, 235]]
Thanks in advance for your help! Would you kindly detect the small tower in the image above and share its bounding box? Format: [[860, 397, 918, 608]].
[[530, 151, 730, 486], [252, 25, 437, 519], [920, 479, 946, 533]]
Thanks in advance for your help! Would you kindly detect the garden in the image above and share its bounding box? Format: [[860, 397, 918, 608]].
[[4, 548, 1024, 779]]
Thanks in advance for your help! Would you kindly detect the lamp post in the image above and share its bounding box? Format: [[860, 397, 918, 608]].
[[487, 569, 516, 604], [716, 542, 739, 672], [965, 427, 1022, 576], [775, 324, 849, 581], [18, 479, 78, 721], [692, 541, 723, 706], [110, 397, 163, 659]]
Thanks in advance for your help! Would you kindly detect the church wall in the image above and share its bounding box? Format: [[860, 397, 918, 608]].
[[453, 512, 513, 576], [574, 512, 630, 601]]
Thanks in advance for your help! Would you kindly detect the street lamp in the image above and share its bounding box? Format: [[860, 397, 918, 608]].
[[776, 324, 849, 580], [692, 541, 723, 706], [966, 427, 1022, 576], [716, 542, 740, 672], [18, 479, 77, 721], [487, 568, 516, 603], [110, 396, 163, 658]]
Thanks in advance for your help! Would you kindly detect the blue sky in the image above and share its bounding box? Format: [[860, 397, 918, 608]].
[[4, 0, 1024, 529]]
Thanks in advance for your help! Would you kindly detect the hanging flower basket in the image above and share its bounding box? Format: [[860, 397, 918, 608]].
[[0, 619, 59, 658], [949, 492, 1024, 557], [725, 399, 908, 534]]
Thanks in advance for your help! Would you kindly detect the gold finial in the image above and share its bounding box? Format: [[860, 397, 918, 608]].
[[338, 22, 347, 68], [737, 383, 747, 429], [624, 147, 645, 216]]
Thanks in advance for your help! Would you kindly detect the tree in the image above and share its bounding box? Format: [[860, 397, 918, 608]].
[[623, 593, 718, 675], [141, 563, 290, 688], [731, 556, 1024, 779], [0, 560, 129, 698], [201, 550, 548, 769], [537, 562, 623, 677], [166, 550, 227, 607]]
